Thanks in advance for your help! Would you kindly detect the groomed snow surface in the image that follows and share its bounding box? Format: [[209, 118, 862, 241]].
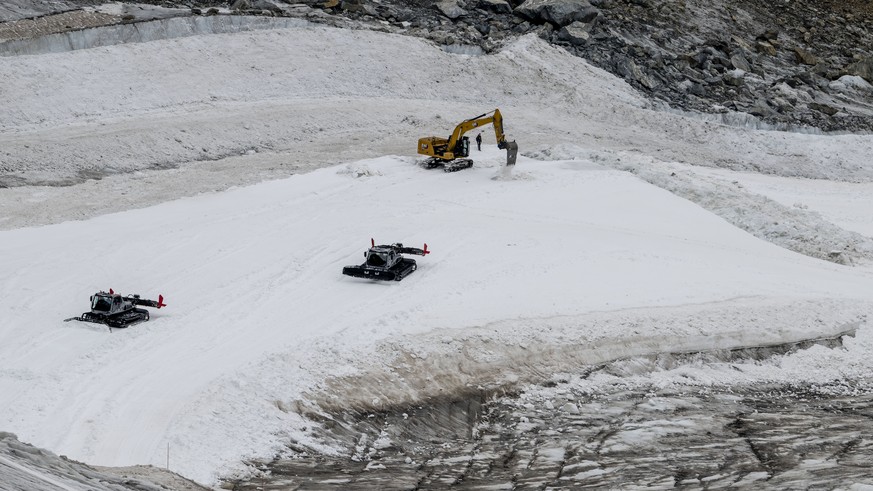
[[1, 21, 873, 487]]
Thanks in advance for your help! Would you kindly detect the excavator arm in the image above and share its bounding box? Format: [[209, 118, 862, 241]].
[[417, 108, 518, 170], [446, 109, 508, 153]]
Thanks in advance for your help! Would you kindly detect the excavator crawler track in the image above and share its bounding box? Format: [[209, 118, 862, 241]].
[[444, 159, 473, 172], [419, 158, 473, 172]]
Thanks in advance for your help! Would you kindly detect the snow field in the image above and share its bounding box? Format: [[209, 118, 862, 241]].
[[3, 149, 873, 483]]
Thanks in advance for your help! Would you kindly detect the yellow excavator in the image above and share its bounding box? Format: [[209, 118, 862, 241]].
[[417, 109, 518, 172]]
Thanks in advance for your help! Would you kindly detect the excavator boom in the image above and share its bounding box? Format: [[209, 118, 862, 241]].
[[417, 109, 517, 171], [448, 109, 507, 151]]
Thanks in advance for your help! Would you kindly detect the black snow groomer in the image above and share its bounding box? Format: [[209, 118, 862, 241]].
[[66, 289, 166, 329], [343, 239, 430, 281]]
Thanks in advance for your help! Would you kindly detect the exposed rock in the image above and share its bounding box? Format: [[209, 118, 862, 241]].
[[617, 56, 656, 89], [809, 101, 839, 116], [829, 75, 873, 92], [723, 68, 745, 86], [688, 81, 707, 96], [515, 0, 599, 27], [436, 0, 467, 19], [756, 40, 777, 56], [749, 99, 779, 118], [846, 56, 873, 84], [771, 96, 795, 113], [757, 28, 779, 42], [478, 0, 513, 14], [794, 47, 818, 65], [730, 53, 751, 71], [341, 0, 377, 16], [557, 20, 593, 45], [251, 0, 287, 9]]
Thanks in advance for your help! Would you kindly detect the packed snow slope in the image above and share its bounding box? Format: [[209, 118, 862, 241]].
[[2, 152, 873, 484], [1, 21, 873, 487]]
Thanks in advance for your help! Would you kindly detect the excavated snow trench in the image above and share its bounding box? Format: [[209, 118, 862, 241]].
[[226, 330, 873, 490]]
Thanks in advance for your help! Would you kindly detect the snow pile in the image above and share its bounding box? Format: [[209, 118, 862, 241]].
[[299, 296, 869, 415], [612, 155, 873, 265], [526, 144, 873, 265]]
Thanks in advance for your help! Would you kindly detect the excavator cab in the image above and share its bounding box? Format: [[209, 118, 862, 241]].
[[457, 136, 470, 159]]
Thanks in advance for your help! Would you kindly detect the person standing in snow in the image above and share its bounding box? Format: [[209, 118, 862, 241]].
[[476, 132, 482, 151]]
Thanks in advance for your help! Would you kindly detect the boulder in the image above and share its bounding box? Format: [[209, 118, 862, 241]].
[[436, 0, 467, 19], [688, 82, 707, 96], [515, 0, 599, 27], [829, 75, 873, 92], [730, 53, 751, 71], [793, 47, 818, 66], [251, 0, 288, 8], [846, 56, 873, 84], [749, 99, 778, 118], [681, 51, 706, 69], [617, 57, 656, 89], [771, 96, 795, 114], [557, 20, 593, 45], [723, 68, 745, 86], [809, 101, 839, 116], [757, 29, 779, 42], [341, 0, 377, 15], [755, 40, 776, 56], [478, 0, 513, 13]]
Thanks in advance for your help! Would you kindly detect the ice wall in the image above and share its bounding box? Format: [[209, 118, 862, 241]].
[[0, 15, 309, 56]]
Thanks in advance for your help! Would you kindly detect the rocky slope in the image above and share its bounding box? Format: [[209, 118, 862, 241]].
[[316, 0, 873, 132]]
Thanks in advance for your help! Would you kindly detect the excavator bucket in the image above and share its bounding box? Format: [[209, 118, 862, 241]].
[[505, 141, 519, 166]]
